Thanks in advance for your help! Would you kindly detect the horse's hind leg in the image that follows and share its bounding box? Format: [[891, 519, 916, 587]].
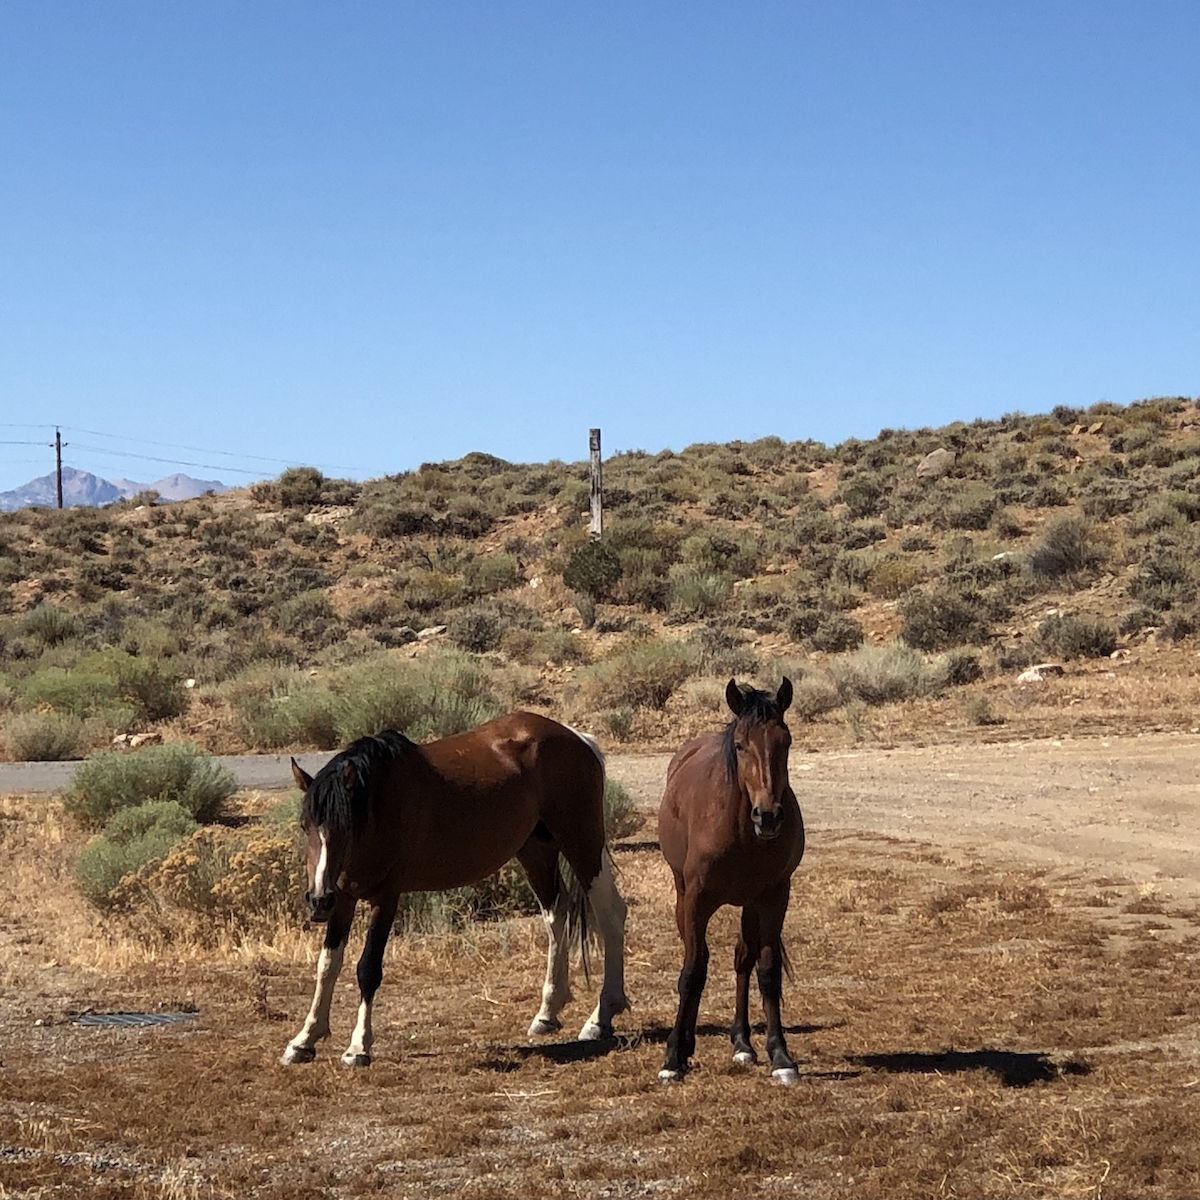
[[518, 834, 574, 1037], [341, 893, 400, 1067], [282, 893, 355, 1065], [755, 881, 799, 1085], [578, 853, 630, 1041], [731, 906, 760, 1067]]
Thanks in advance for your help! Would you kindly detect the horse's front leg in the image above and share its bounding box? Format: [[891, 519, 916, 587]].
[[731, 906, 760, 1066], [659, 888, 714, 1082], [756, 883, 799, 1085], [342, 893, 400, 1067], [282, 894, 356, 1064]]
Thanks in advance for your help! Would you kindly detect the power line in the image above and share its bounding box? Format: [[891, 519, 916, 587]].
[[62, 425, 362, 474], [67, 443, 271, 477]]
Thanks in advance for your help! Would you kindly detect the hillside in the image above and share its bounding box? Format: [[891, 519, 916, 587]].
[[3, 395, 1200, 761]]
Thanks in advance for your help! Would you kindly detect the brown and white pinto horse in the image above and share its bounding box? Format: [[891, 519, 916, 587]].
[[282, 713, 629, 1067], [657, 678, 805, 1083]]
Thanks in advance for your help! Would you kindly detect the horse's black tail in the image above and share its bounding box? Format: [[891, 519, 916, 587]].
[[556, 724, 613, 987], [558, 850, 610, 988], [779, 937, 794, 984]]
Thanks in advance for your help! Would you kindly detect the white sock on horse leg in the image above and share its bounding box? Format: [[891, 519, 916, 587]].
[[579, 857, 629, 1039], [529, 894, 573, 1036]]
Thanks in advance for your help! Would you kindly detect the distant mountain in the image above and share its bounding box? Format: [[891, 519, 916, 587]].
[[0, 468, 229, 512]]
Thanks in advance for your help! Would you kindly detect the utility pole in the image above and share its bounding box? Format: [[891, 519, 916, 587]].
[[54, 427, 64, 509], [589, 428, 603, 540]]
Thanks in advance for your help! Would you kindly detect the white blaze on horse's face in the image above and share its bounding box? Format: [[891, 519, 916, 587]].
[[737, 718, 792, 840], [313, 830, 330, 895], [304, 824, 338, 922]]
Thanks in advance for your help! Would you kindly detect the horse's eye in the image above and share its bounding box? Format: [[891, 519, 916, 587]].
[[735, 742, 746, 753]]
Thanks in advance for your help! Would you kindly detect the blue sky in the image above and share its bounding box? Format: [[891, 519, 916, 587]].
[[2, 2, 1198, 494]]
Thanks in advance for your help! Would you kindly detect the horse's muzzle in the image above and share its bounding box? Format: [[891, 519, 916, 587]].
[[751, 807, 781, 840], [306, 891, 336, 922]]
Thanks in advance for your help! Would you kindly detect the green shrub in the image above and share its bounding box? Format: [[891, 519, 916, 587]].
[[687, 626, 759, 677], [272, 466, 325, 509], [604, 778, 639, 839], [234, 682, 341, 750], [333, 651, 505, 742], [600, 706, 635, 743], [1037, 614, 1117, 660], [74, 800, 198, 909], [20, 603, 79, 648], [934, 486, 997, 532], [866, 556, 925, 599], [839, 474, 886, 519], [573, 639, 698, 711], [666, 569, 731, 620], [4, 711, 84, 761], [274, 589, 339, 639], [788, 673, 842, 720], [1027, 516, 1101, 582], [809, 614, 864, 653], [832, 643, 941, 705], [464, 553, 523, 596], [562, 540, 622, 603], [939, 648, 984, 686], [615, 546, 672, 610], [449, 606, 507, 652], [899, 589, 988, 651], [20, 650, 186, 724], [63, 742, 236, 830], [21, 666, 120, 717], [1128, 541, 1197, 611], [103, 824, 308, 941], [111, 654, 189, 721]]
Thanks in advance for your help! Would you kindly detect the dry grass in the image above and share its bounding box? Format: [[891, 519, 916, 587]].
[[3, 795, 1200, 1198]]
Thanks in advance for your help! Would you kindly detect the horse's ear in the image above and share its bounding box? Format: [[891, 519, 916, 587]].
[[341, 761, 359, 792], [725, 678, 744, 716], [777, 677, 793, 713], [291, 758, 313, 792]]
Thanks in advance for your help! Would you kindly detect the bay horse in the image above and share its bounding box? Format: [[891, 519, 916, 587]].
[[657, 678, 805, 1084], [281, 713, 629, 1067]]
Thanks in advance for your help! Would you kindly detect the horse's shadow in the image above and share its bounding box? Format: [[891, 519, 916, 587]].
[[848, 1048, 1091, 1088], [479, 1021, 842, 1072], [479, 1028, 1090, 1088]]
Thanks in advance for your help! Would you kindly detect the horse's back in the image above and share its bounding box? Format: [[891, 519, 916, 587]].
[[421, 711, 602, 788]]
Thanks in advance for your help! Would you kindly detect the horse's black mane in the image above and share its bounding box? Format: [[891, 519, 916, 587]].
[[302, 729, 415, 835], [723, 688, 784, 782]]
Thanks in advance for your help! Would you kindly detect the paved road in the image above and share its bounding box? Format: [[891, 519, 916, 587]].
[[6, 735, 1198, 903], [0, 752, 338, 795]]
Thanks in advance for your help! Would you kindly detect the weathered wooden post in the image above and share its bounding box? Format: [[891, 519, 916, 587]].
[[589, 428, 602, 540]]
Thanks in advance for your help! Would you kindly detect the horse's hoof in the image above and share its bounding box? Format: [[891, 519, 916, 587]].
[[527, 1017, 562, 1038], [578, 1019, 612, 1042], [771, 1067, 800, 1086], [341, 1051, 372, 1067], [658, 1067, 686, 1083], [281, 1044, 316, 1065], [732, 1050, 757, 1067]]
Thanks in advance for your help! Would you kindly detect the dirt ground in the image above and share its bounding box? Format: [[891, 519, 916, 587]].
[[608, 731, 1200, 901], [3, 733, 1200, 1198]]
